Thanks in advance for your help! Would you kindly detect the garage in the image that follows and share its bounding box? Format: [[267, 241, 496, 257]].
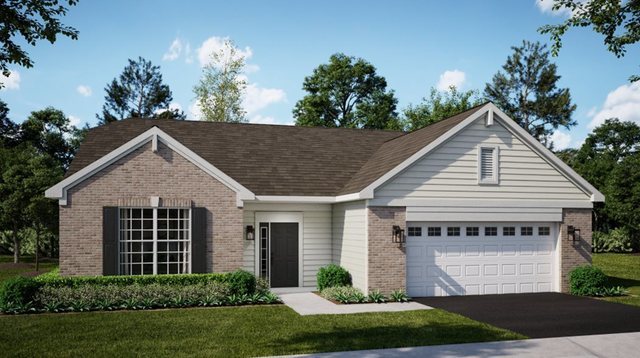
[[406, 222, 559, 297]]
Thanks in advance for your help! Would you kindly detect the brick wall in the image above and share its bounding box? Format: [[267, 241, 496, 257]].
[[60, 141, 243, 276], [367, 206, 406, 294], [559, 208, 593, 292]]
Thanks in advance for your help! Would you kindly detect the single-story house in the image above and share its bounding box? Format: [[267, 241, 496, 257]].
[[46, 102, 602, 296]]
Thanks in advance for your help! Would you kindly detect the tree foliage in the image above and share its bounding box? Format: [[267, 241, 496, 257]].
[[567, 118, 640, 237], [402, 86, 483, 131], [98, 57, 184, 124], [0, 0, 79, 86], [539, 0, 640, 82], [293, 53, 400, 130], [193, 40, 247, 122], [484, 41, 576, 147]]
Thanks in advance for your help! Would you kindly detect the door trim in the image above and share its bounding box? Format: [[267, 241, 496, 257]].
[[254, 212, 303, 288]]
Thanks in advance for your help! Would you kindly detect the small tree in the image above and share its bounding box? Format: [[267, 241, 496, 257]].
[[402, 86, 483, 131], [193, 40, 247, 123], [98, 57, 184, 124], [484, 41, 576, 147]]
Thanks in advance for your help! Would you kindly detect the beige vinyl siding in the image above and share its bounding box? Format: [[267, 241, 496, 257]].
[[332, 201, 367, 291], [242, 210, 255, 273], [243, 203, 332, 288], [373, 118, 590, 220]]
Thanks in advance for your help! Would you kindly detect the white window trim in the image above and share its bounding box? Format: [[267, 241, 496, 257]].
[[477, 145, 499, 185], [117, 207, 192, 275]]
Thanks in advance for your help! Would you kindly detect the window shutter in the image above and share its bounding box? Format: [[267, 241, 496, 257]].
[[480, 147, 494, 181], [191, 207, 207, 273], [103, 207, 119, 275]]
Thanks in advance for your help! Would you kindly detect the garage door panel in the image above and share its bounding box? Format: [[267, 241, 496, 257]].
[[406, 222, 557, 297]]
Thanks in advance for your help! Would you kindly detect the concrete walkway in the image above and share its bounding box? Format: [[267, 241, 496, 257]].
[[279, 292, 431, 316], [279, 331, 640, 357]]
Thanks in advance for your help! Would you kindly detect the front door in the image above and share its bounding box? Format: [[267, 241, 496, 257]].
[[269, 223, 299, 288]]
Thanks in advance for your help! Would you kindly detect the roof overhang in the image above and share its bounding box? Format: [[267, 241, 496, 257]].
[[45, 126, 255, 207], [357, 103, 605, 203]]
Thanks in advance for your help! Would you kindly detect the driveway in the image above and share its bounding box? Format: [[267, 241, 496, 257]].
[[415, 293, 640, 338]]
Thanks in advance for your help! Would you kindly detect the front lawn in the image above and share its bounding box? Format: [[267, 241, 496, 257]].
[[0, 255, 58, 283], [0, 305, 524, 357], [593, 253, 640, 307]]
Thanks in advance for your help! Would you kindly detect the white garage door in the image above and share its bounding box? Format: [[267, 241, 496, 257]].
[[406, 222, 558, 297]]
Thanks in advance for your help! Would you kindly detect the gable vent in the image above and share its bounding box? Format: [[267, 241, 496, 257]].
[[478, 146, 499, 184]]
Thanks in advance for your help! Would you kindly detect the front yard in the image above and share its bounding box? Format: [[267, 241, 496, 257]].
[[1, 253, 639, 357], [0, 305, 523, 357]]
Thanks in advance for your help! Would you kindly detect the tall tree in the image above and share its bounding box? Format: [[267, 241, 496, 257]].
[[193, 39, 247, 122], [20, 107, 81, 170], [0, 0, 79, 87], [98, 57, 184, 124], [484, 41, 576, 147], [402, 86, 483, 131], [539, 0, 640, 82], [0, 145, 62, 263], [293, 53, 400, 130], [0, 100, 19, 147]]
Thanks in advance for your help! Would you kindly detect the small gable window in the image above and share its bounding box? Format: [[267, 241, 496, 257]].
[[478, 145, 499, 184]]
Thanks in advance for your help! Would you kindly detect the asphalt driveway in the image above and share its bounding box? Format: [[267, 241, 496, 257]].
[[415, 293, 640, 338]]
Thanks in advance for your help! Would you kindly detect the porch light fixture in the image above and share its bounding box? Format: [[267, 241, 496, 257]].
[[567, 225, 580, 243], [246, 225, 255, 241], [392, 225, 405, 244]]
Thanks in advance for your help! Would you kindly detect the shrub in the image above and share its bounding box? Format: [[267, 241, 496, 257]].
[[224, 270, 256, 295], [316, 264, 352, 291], [0, 276, 43, 306], [594, 286, 627, 297], [390, 290, 409, 302], [569, 265, 607, 296], [320, 286, 364, 304], [592, 228, 634, 253], [367, 290, 386, 303]]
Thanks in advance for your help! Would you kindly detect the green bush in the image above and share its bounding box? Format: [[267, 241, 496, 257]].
[[569, 265, 607, 296], [320, 286, 364, 304], [316, 264, 352, 291], [0, 276, 43, 306], [1, 270, 278, 314], [367, 290, 386, 303], [390, 289, 409, 302], [224, 270, 256, 295], [593, 228, 634, 253]]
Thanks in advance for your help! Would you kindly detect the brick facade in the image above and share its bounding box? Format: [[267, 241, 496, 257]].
[[367, 206, 406, 294], [60, 141, 243, 276], [559, 208, 593, 292]]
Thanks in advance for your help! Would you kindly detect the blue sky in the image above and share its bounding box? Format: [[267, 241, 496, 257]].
[[1, 0, 639, 149]]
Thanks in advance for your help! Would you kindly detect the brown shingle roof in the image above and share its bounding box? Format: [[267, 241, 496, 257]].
[[68, 105, 483, 196]]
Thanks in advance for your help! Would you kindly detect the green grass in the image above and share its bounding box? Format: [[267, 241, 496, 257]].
[[0, 255, 58, 283], [0, 305, 523, 357], [593, 253, 640, 307]]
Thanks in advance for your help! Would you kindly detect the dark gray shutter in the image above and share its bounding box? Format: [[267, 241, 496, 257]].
[[191, 207, 207, 273], [103, 207, 119, 275]]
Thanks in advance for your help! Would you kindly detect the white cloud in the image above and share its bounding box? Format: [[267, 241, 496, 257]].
[[535, 0, 572, 16], [68, 115, 82, 127], [76, 85, 92, 97], [184, 42, 193, 64], [243, 83, 286, 115], [436, 70, 466, 91], [163, 38, 183, 61], [249, 115, 293, 126], [197, 36, 253, 68], [0, 70, 21, 90], [549, 130, 572, 150], [189, 101, 202, 120], [587, 82, 640, 129]]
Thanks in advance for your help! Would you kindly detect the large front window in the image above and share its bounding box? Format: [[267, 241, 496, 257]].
[[119, 208, 191, 275]]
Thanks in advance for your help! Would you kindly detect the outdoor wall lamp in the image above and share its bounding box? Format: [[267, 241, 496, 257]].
[[567, 225, 580, 243], [392, 225, 405, 244], [246, 225, 255, 241]]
